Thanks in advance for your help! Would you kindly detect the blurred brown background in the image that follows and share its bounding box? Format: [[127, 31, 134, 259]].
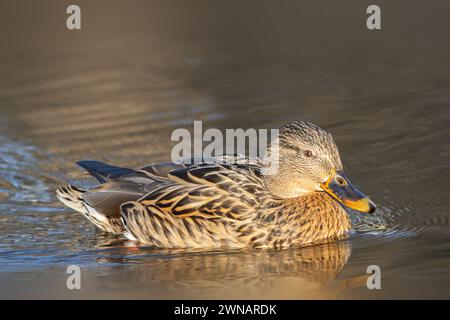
[[1, 1, 450, 299]]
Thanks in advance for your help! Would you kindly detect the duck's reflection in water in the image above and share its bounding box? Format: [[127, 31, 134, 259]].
[[91, 239, 352, 298]]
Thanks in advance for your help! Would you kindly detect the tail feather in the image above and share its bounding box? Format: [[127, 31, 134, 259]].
[[56, 184, 125, 234], [56, 185, 86, 213]]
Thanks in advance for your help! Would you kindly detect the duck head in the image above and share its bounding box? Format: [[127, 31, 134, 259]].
[[263, 121, 376, 213]]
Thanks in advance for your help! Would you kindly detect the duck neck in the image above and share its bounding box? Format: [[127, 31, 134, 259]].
[[263, 192, 352, 246], [263, 174, 316, 199]]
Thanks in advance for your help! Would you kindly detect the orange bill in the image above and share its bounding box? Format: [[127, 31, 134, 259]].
[[320, 170, 376, 213]]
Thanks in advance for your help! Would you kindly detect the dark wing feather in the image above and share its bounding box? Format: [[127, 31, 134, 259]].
[[76, 161, 174, 218], [77, 160, 137, 183], [136, 163, 266, 220], [139, 156, 262, 179], [139, 162, 189, 178], [77, 160, 163, 184]]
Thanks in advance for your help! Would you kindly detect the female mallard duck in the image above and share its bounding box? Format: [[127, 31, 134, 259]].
[[57, 121, 376, 248]]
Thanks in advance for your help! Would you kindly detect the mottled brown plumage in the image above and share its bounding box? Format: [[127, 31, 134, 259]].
[[57, 121, 375, 248]]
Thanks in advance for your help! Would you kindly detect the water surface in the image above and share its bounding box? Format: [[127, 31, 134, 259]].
[[1, 0, 450, 299]]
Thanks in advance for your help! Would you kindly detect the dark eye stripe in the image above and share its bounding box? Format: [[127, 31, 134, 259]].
[[281, 142, 302, 153], [281, 142, 314, 157]]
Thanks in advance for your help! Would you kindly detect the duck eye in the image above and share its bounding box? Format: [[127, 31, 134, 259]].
[[303, 150, 313, 157]]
